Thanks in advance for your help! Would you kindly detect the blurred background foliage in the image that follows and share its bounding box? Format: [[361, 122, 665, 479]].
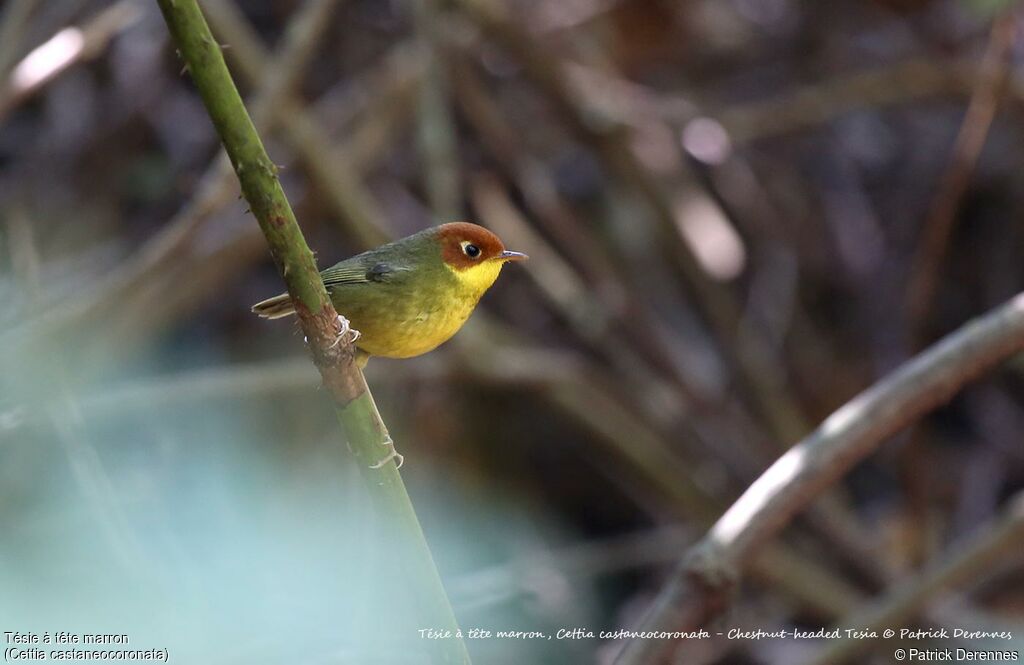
[[3, 0, 1024, 663]]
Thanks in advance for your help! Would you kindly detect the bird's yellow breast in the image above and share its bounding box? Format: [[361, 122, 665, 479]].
[[335, 260, 505, 359]]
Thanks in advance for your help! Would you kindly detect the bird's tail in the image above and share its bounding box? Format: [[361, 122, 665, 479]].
[[251, 292, 296, 319]]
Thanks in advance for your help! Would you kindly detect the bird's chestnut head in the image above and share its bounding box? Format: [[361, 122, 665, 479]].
[[436, 222, 527, 271]]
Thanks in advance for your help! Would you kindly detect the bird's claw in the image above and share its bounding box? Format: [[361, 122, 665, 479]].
[[329, 315, 361, 349], [369, 434, 403, 469]]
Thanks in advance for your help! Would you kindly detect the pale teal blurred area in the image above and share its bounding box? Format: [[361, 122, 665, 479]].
[[0, 345, 600, 664]]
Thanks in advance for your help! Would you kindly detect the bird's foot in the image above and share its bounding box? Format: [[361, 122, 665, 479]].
[[369, 434, 404, 469], [329, 314, 361, 349]]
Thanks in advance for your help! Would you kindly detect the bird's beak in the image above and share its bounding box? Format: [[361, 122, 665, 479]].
[[498, 250, 529, 262]]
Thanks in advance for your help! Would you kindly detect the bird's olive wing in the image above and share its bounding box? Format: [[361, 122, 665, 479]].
[[320, 260, 410, 287], [320, 263, 368, 285]]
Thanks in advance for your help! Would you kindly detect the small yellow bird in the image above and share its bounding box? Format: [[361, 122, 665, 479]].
[[252, 222, 527, 363]]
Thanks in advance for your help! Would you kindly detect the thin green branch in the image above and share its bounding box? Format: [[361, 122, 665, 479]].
[[154, 1, 469, 662]]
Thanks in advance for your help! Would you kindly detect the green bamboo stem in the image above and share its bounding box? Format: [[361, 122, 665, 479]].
[[155, 2, 470, 662]]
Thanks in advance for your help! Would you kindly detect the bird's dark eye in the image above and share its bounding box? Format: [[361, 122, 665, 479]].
[[463, 243, 481, 258]]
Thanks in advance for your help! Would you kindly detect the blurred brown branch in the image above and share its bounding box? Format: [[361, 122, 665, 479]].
[[460, 0, 904, 592], [0, 0, 41, 80], [905, 14, 1017, 338], [411, 0, 461, 220], [203, 0, 396, 247], [616, 292, 1024, 664], [808, 493, 1024, 665], [451, 0, 819, 454], [20, 0, 340, 349], [0, 1, 141, 124]]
